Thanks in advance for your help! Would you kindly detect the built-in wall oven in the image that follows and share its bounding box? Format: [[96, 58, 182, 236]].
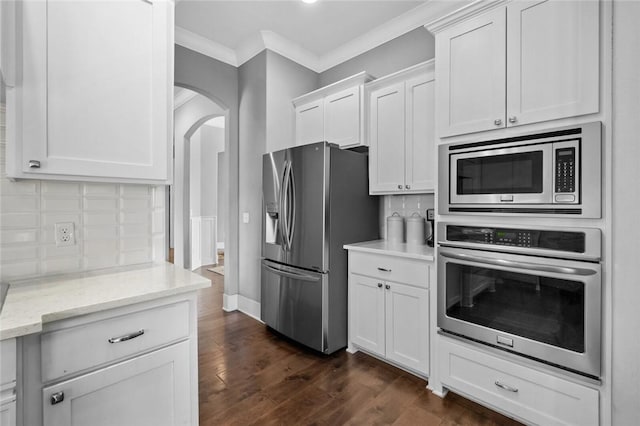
[[437, 222, 602, 379], [438, 122, 601, 217]]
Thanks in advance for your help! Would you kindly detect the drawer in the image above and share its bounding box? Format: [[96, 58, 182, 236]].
[[349, 251, 429, 288], [439, 337, 599, 426], [41, 301, 190, 382], [0, 339, 16, 388]]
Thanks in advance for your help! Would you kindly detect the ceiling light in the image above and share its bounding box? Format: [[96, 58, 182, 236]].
[[301, 0, 318, 4]]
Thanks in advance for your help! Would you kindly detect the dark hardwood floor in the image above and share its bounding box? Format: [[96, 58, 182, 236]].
[[193, 265, 523, 426]]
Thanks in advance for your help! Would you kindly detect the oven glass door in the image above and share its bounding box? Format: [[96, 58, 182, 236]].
[[438, 247, 601, 376], [450, 144, 553, 204]]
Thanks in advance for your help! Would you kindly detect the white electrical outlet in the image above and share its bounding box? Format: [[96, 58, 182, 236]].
[[55, 222, 76, 247]]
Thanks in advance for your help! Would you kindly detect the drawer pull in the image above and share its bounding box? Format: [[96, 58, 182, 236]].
[[377, 283, 383, 288], [108, 329, 145, 344], [495, 381, 518, 393], [377, 267, 391, 272]]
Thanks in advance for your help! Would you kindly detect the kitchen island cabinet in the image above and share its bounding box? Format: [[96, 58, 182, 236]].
[[345, 241, 434, 378], [428, 0, 599, 137], [0, 339, 16, 426], [5, 0, 174, 184], [0, 263, 209, 426]]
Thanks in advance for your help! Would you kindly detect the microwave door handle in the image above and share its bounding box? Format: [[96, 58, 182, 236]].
[[439, 250, 598, 276]]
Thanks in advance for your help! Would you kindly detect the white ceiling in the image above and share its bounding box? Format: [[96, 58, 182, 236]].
[[175, 0, 468, 72]]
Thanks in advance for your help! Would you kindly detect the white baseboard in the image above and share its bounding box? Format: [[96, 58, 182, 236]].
[[222, 293, 238, 312], [238, 295, 262, 322], [222, 293, 263, 323]]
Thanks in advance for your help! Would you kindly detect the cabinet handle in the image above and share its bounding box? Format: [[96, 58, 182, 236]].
[[108, 329, 145, 343], [377, 283, 383, 288], [508, 116, 518, 124], [377, 267, 391, 272], [397, 184, 403, 190], [495, 381, 518, 393], [494, 119, 503, 126], [385, 284, 391, 290], [405, 185, 411, 189], [50, 391, 65, 405], [28, 160, 41, 169]]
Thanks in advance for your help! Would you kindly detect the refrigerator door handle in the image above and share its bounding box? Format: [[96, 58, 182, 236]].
[[279, 161, 290, 251], [263, 264, 321, 282], [288, 160, 296, 250]]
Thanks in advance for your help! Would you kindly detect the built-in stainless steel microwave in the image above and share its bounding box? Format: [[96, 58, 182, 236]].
[[438, 122, 601, 217]]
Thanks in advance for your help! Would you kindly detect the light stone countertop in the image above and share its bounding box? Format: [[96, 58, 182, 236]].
[[0, 262, 210, 340], [343, 239, 435, 261]]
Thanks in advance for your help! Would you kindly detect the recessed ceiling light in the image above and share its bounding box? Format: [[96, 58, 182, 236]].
[[302, 0, 318, 4]]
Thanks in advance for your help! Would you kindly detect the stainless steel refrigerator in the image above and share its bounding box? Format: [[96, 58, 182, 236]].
[[261, 142, 379, 354]]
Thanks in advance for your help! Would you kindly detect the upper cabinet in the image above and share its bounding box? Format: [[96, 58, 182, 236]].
[[367, 61, 435, 194], [293, 72, 374, 149], [5, 0, 174, 184], [428, 0, 599, 138]]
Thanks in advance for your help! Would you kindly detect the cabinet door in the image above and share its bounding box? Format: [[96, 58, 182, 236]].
[[295, 99, 324, 146], [43, 341, 192, 426], [385, 282, 429, 375], [437, 7, 506, 137], [324, 86, 362, 148], [19, 0, 173, 181], [350, 274, 385, 357], [405, 73, 435, 193], [369, 82, 406, 193], [506, 0, 599, 127], [0, 401, 16, 426]]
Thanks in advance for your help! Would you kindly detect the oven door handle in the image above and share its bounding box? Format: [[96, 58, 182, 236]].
[[439, 250, 598, 276]]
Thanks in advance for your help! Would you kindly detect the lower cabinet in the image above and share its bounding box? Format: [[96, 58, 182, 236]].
[[20, 294, 199, 426], [439, 336, 599, 426], [348, 251, 430, 377], [43, 341, 191, 426], [0, 338, 17, 426]]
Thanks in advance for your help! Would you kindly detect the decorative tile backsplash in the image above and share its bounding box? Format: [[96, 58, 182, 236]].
[[0, 105, 166, 281]]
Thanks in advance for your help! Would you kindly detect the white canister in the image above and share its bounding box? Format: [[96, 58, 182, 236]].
[[386, 212, 404, 243], [406, 212, 425, 245]]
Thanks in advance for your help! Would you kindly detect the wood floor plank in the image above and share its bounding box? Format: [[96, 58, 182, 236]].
[[192, 264, 523, 426]]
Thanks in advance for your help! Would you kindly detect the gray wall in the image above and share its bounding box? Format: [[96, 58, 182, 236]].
[[174, 45, 239, 296], [319, 27, 435, 86], [612, 2, 640, 424], [200, 125, 225, 218], [266, 50, 318, 152], [238, 51, 267, 302]]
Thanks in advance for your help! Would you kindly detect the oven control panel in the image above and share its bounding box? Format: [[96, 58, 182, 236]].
[[445, 225, 585, 253]]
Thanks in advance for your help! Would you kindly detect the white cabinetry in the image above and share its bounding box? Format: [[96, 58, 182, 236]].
[[428, 0, 599, 137], [439, 336, 599, 426], [6, 0, 174, 183], [293, 72, 373, 149], [348, 251, 430, 376], [42, 342, 190, 426], [0, 339, 17, 426], [368, 61, 435, 194], [21, 295, 198, 426]]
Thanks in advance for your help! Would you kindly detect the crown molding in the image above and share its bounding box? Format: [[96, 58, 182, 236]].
[[319, 0, 470, 71], [175, 0, 472, 73], [260, 31, 321, 72], [175, 26, 238, 67], [424, 0, 508, 34]]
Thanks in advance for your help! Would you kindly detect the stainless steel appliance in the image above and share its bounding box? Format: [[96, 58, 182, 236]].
[[261, 142, 379, 354], [438, 122, 601, 217], [437, 222, 602, 378]]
